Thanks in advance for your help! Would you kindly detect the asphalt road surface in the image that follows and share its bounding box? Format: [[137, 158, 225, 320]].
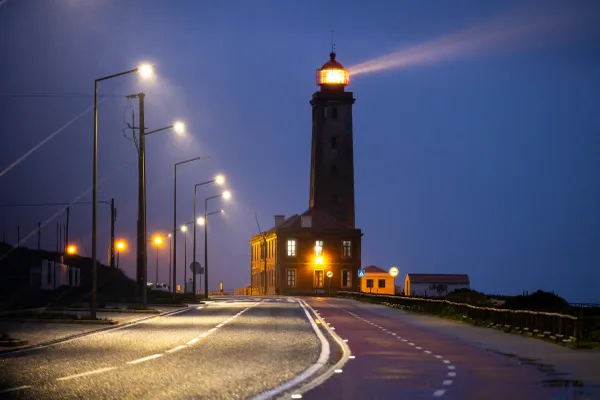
[[0, 298, 325, 400], [300, 297, 595, 400]]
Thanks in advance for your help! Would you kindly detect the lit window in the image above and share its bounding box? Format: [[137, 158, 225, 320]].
[[287, 239, 296, 257], [342, 270, 352, 288], [287, 269, 296, 287], [342, 240, 351, 258], [315, 240, 323, 257]]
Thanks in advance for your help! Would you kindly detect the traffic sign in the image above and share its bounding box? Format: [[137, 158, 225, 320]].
[[189, 261, 203, 275], [358, 269, 366, 278], [326, 271, 333, 278], [389, 266, 399, 277]]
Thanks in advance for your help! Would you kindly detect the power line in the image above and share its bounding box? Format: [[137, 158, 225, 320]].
[[0, 92, 126, 99], [0, 201, 111, 208]]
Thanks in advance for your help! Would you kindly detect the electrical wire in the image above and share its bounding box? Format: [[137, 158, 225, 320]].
[[0, 92, 125, 99]]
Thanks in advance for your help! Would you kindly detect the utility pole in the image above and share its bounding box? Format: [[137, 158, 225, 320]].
[[37, 222, 41, 250], [110, 198, 116, 268], [131, 93, 148, 308], [65, 206, 70, 249]]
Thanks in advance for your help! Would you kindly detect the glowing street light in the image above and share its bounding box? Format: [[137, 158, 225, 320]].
[[115, 240, 127, 268], [66, 244, 77, 255], [197, 217, 205, 226], [215, 174, 225, 185], [173, 121, 186, 135], [181, 225, 188, 232], [153, 235, 164, 246], [92, 62, 155, 319], [152, 235, 164, 284], [223, 190, 232, 200]]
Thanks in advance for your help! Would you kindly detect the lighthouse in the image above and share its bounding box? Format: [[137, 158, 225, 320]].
[[250, 51, 362, 296]]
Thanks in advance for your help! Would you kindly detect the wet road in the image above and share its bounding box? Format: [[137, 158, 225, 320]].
[[0, 298, 323, 400], [300, 297, 590, 400]]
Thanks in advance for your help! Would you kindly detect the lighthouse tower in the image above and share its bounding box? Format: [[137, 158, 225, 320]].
[[309, 51, 356, 228]]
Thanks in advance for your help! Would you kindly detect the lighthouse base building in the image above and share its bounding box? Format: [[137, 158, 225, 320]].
[[250, 52, 362, 296]]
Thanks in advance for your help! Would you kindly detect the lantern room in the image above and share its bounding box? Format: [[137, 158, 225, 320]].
[[316, 52, 350, 91]]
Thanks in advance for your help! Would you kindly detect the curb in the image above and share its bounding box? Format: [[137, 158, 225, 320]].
[[0, 318, 117, 325], [0, 306, 192, 356]]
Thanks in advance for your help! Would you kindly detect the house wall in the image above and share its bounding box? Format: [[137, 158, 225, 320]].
[[407, 282, 470, 297], [38, 260, 80, 290], [360, 273, 395, 295]]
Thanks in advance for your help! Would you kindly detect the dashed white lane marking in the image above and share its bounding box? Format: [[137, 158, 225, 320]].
[[57, 367, 118, 381], [0, 386, 32, 393], [216, 323, 224, 328], [187, 338, 199, 345], [127, 354, 163, 364], [333, 304, 458, 398], [166, 345, 186, 353]]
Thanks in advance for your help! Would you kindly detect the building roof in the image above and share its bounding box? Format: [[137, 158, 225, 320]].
[[364, 265, 387, 274], [406, 274, 470, 284], [320, 52, 345, 70]]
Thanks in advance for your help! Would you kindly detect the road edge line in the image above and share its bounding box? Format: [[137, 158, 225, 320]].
[[0, 306, 194, 356], [249, 297, 351, 400]]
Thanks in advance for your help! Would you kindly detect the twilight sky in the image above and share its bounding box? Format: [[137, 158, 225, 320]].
[[0, 0, 599, 302]]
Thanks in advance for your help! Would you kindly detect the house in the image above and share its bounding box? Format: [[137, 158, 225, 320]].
[[360, 265, 396, 295], [404, 273, 470, 297], [30, 259, 81, 290], [250, 211, 362, 296]]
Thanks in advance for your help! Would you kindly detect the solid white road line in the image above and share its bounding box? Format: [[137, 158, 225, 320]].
[[127, 354, 163, 365], [166, 345, 186, 353], [187, 338, 199, 345], [433, 389, 446, 396], [0, 386, 32, 393], [57, 367, 118, 381], [249, 299, 333, 400]]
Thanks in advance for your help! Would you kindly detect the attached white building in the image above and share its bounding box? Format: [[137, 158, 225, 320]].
[[31, 259, 81, 290], [404, 273, 470, 297]]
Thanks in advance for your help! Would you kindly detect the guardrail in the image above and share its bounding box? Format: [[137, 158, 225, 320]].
[[338, 291, 595, 347]]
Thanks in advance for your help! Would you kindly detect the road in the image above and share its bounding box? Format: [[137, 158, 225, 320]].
[[0, 298, 331, 400], [298, 297, 595, 400]]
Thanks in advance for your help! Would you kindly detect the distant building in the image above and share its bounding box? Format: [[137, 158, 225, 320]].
[[404, 273, 470, 297], [31, 258, 81, 290], [360, 265, 395, 295], [250, 51, 362, 295]]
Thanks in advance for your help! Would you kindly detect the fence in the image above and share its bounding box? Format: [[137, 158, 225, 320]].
[[338, 291, 596, 347]]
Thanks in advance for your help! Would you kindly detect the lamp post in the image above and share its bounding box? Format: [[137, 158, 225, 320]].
[[192, 175, 225, 301], [167, 233, 172, 290], [180, 224, 188, 291], [153, 235, 164, 284], [91, 63, 153, 319], [125, 105, 186, 310], [204, 191, 231, 299], [172, 156, 209, 299], [389, 266, 399, 295], [195, 209, 223, 298]]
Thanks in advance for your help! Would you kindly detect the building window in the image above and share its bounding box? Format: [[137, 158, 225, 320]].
[[331, 107, 338, 119], [332, 194, 338, 205], [314, 270, 324, 288], [342, 240, 351, 258], [315, 240, 323, 257], [331, 136, 337, 149], [342, 270, 352, 288], [331, 165, 337, 175], [287, 269, 296, 287], [378, 279, 386, 288], [287, 239, 296, 257], [366, 279, 374, 289]]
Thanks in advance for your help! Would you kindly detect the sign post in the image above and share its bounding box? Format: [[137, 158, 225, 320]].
[[326, 271, 333, 296], [189, 262, 202, 295]]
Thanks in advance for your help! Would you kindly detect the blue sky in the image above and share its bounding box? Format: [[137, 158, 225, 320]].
[[0, 0, 598, 302]]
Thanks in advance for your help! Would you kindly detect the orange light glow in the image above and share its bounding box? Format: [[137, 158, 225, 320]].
[[318, 68, 349, 85], [116, 240, 126, 251], [315, 256, 324, 265], [66, 245, 77, 255], [153, 235, 164, 246]]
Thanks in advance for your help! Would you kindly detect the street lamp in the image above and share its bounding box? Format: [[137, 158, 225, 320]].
[[115, 240, 126, 268], [389, 266, 399, 295], [167, 233, 172, 291], [66, 244, 77, 255], [152, 235, 164, 284], [92, 63, 153, 319], [192, 175, 226, 301], [172, 157, 210, 299], [204, 190, 232, 299]]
